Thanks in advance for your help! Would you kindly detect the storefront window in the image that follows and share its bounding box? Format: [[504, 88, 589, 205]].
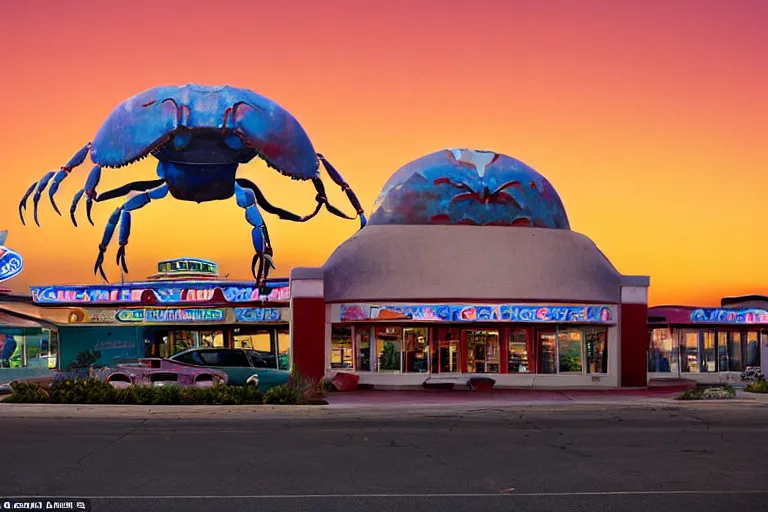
[[234, 330, 274, 367], [729, 332, 743, 371], [276, 329, 290, 370], [536, 330, 557, 374], [700, 332, 716, 372], [375, 326, 402, 372], [746, 331, 760, 367], [507, 329, 529, 373], [403, 328, 429, 373], [433, 328, 459, 373], [331, 326, 353, 369], [233, 330, 270, 351], [356, 327, 371, 371], [717, 331, 728, 372], [199, 330, 225, 348], [466, 330, 500, 373], [0, 329, 56, 377], [170, 331, 196, 355], [557, 328, 583, 373], [584, 327, 607, 374]]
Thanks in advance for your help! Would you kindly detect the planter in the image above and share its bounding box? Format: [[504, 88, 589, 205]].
[[468, 377, 496, 391], [330, 372, 360, 392]]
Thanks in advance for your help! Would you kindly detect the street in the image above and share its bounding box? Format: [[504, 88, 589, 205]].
[[1, 403, 768, 511]]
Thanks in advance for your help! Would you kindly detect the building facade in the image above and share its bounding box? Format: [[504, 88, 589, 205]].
[[648, 296, 768, 383], [289, 149, 651, 389]]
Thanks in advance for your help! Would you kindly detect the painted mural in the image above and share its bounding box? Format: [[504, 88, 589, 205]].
[[58, 326, 142, 369], [690, 308, 768, 324], [30, 281, 290, 305], [338, 303, 615, 324]]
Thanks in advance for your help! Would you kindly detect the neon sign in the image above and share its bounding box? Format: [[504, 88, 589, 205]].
[[30, 282, 290, 305], [338, 303, 615, 324], [690, 308, 768, 324], [116, 308, 226, 323], [234, 308, 285, 323]]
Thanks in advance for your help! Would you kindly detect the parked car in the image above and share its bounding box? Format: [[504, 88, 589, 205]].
[[169, 348, 289, 391], [90, 358, 229, 388]]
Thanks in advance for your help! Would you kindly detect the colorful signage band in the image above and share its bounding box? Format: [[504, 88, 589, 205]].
[[690, 308, 768, 324], [234, 307, 285, 323], [116, 308, 226, 323], [338, 303, 615, 324], [0, 246, 23, 284], [30, 282, 290, 305]]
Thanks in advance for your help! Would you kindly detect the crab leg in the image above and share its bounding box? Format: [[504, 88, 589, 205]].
[[316, 154, 367, 228], [70, 165, 102, 227], [18, 142, 92, 226], [71, 178, 167, 227], [94, 184, 169, 282], [235, 182, 275, 287], [235, 178, 322, 222]]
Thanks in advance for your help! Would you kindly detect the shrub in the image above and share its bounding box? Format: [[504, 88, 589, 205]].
[[3, 379, 262, 406], [50, 378, 117, 404], [318, 377, 337, 393], [263, 384, 300, 405], [676, 384, 735, 400], [3, 381, 50, 403], [744, 380, 768, 393]]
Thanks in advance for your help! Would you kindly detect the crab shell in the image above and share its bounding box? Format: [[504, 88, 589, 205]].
[[368, 149, 570, 228], [90, 84, 320, 180]]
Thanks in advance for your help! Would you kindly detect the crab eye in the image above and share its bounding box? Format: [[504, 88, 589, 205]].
[[172, 131, 192, 150]]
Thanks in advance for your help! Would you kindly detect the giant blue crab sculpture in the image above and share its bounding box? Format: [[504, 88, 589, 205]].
[[19, 84, 366, 285], [368, 148, 570, 228]]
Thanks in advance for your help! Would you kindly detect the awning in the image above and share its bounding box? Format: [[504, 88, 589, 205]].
[[0, 309, 58, 330]]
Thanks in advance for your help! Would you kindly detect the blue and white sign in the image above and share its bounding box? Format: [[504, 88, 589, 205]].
[[0, 232, 23, 283]]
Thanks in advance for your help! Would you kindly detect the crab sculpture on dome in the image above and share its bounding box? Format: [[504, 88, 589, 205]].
[[368, 148, 570, 228], [18, 84, 366, 286]]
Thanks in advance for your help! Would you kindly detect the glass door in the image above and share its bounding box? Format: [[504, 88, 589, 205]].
[[465, 330, 500, 373], [536, 329, 556, 374], [356, 327, 371, 371], [507, 329, 529, 373], [433, 328, 460, 373]]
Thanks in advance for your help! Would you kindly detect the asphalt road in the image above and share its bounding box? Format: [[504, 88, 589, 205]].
[[1, 404, 768, 512]]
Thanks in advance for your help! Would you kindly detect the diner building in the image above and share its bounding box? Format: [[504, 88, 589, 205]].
[[289, 149, 651, 388], [648, 295, 768, 383], [0, 258, 291, 375]]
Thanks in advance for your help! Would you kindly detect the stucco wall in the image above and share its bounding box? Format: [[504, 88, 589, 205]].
[[323, 225, 623, 303]]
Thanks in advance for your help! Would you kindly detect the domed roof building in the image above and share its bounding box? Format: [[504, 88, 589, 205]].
[[289, 149, 650, 390]]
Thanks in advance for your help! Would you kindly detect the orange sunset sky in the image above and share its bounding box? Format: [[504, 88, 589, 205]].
[[0, 0, 766, 306]]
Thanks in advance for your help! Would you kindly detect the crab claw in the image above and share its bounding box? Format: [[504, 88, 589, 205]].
[[32, 171, 56, 227], [19, 182, 37, 226], [48, 170, 69, 216], [94, 245, 108, 282], [116, 210, 131, 274], [70, 165, 102, 227], [70, 189, 85, 227]]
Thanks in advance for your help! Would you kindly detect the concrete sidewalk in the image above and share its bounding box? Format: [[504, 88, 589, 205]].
[[1, 387, 767, 419]]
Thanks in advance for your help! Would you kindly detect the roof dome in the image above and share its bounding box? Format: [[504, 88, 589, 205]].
[[368, 149, 570, 229]]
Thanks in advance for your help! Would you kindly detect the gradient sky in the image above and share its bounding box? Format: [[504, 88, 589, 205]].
[[0, 0, 766, 306]]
